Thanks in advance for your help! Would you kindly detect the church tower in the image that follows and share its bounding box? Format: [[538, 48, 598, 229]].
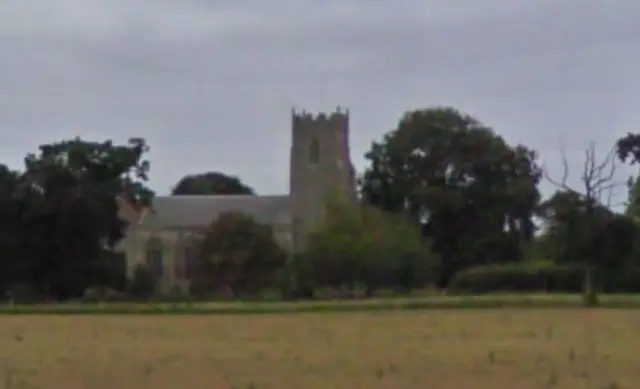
[[289, 107, 357, 252]]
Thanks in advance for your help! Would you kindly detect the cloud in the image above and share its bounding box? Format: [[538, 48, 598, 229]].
[[0, 0, 639, 204]]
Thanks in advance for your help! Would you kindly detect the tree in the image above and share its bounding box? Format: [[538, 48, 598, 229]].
[[296, 194, 437, 296], [543, 142, 633, 306], [0, 164, 33, 295], [191, 212, 286, 297], [616, 133, 640, 265], [618, 132, 640, 220], [624, 175, 640, 224], [171, 171, 255, 195], [360, 107, 541, 286], [0, 137, 154, 300], [616, 133, 640, 165]]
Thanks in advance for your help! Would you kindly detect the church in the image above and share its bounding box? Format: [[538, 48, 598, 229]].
[[117, 108, 357, 294]]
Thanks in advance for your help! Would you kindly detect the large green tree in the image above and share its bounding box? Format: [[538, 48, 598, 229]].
[[0, 164, 33, 294], [360, 107, 541, 286], [171, 171, 254, 195], [0, 137, 154, 300]]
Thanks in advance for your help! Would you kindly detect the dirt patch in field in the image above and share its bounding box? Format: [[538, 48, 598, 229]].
[[0, 310, 638, 388]]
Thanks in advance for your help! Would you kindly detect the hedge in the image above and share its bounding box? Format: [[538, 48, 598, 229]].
[[449, 261, 640, 294], [3, 294, 640, 314]]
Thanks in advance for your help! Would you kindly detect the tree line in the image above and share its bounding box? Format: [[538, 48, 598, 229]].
[[2, 106, 640, 305]]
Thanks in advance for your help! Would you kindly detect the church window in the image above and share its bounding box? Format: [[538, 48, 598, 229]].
[[309, 138, 319, 164], [145, 237, 163, 278]]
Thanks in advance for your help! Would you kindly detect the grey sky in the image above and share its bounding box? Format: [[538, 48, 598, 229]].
[[1, 1, 639, 204]]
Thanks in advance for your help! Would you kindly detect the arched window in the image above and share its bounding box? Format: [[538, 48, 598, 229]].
[[145, 236, 163, 279], [309, 138, 319, 164]]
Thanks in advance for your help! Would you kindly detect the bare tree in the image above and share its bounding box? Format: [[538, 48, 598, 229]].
[[543, 141, 625, 209], [542, 141, 627, 306]]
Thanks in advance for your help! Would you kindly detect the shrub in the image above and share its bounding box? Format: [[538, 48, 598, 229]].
[[191, 211, 287, 297], [81, 286, 125, 302], [256, 287, 284, 302], [602, 266, 640, 293], [5, 283, 42, 304], [127, 264, 156, 299], [449, 261, 583, 293], [276, 259, 315, 300], [296, 194, 439, 295], [449, 261, 640, 294]]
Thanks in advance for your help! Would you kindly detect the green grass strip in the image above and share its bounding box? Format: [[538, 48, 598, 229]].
[[1, 294, 640, 315]]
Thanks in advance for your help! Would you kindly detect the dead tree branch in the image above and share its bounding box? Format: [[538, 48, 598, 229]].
[[543, 145, 573, 192], [544, 142, 625, 209]]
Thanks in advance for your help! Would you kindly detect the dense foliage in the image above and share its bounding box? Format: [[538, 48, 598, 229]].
[[0, 138, 152, 301], [288, 194, 437, 297], [190, 211, 286, 297], [360, 107, 541, 286], [171, 171, 255, 196], [1, 106, 640, 305]]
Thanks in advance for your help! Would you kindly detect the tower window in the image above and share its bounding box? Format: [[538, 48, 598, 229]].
[[309, 138, 319, 164]]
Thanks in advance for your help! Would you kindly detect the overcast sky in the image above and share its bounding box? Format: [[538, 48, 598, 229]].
[[1, 1, 639, 203]]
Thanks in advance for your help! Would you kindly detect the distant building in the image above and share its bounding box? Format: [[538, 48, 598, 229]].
[[118, 108, 357, 294]]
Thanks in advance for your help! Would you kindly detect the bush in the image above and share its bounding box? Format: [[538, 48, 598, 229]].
[[449, 261, 583, 293], [191, 211, 287, 297], [449, 261, 640, 294], [602, 266, 640, 293], [82, 286, 125, 302], [5, 283, 42, 304], [296, 194, 438, 294], [127, 264, 157, 299]]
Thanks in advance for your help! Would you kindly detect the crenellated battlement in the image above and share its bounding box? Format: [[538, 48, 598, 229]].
[[291, 106, 349, 127]]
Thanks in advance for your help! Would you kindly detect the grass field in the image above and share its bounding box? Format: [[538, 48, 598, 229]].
[[0, 309, 638, 389]]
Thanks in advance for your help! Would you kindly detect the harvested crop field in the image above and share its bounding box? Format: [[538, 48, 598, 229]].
[[0, 310, 638, 389]]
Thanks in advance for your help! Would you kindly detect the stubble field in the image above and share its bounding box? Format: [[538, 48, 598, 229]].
[[0, 309, 638, 389]]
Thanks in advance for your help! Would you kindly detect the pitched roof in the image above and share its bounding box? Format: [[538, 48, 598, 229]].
[[138, 195, 290, 229]]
